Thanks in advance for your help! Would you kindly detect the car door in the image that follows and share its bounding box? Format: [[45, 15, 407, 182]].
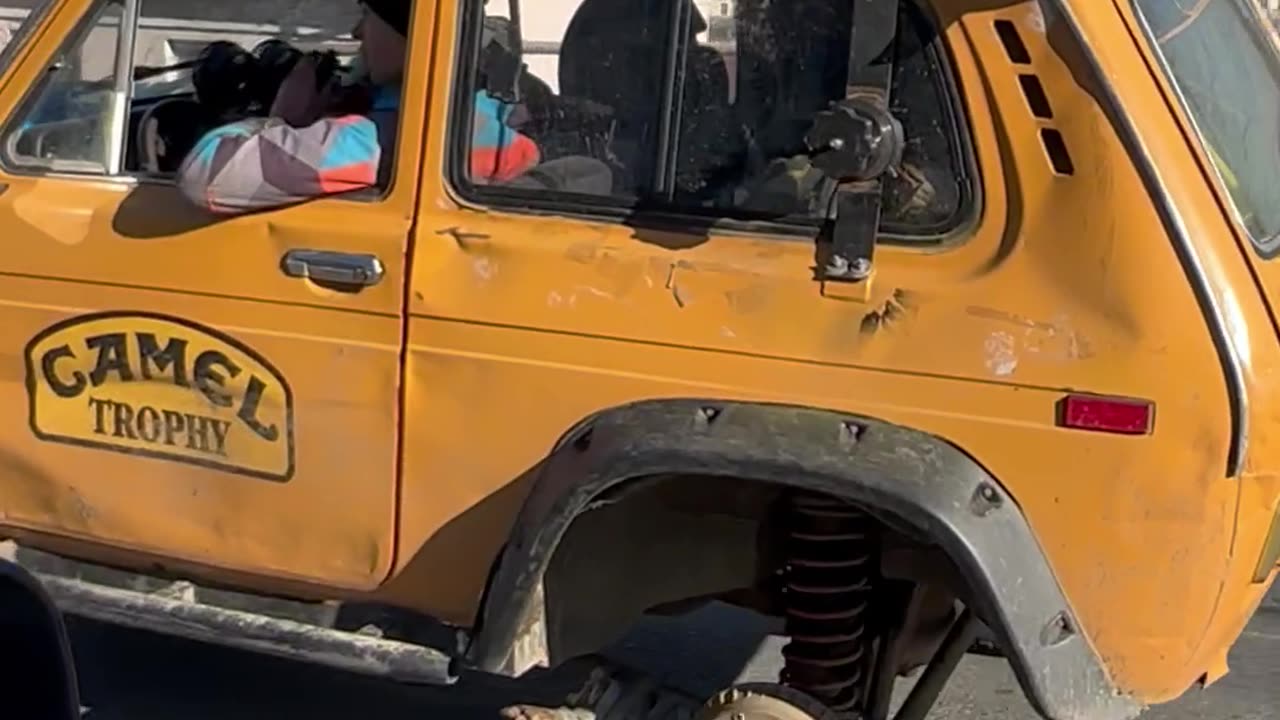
[[0, 0, 428, 592]]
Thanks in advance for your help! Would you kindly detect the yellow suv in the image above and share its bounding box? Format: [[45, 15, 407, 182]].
[[0, 0, 1277, 718]]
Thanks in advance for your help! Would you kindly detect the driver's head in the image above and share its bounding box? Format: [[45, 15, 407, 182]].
[[355, 0, 410, 86]]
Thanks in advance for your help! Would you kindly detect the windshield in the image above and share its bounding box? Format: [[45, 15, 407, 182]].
[[1133, 0, 1280, 249], [0, 0, 55, 75]]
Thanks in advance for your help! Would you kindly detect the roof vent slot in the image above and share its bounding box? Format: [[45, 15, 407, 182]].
[[994, 19, 1031, 64], [1040, 128, 1075, 176], [994, 18, 1073, 178], [1018, 74, 1054, 119]]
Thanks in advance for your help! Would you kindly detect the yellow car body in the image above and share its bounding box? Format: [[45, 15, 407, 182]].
[[0, 0, 1276, 716]]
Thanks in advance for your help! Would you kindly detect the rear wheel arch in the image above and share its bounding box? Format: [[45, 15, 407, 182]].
[[463, 398, 1141, 720]]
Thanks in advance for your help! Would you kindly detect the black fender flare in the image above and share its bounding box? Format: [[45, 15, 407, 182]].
[[463, 399, 1142, 720], [0, 558, 82, 720]]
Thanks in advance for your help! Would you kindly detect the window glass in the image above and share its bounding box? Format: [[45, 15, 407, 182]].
[[0, 0, 56, 75], [1133, 0, 1280, 248], [455, 0, 974, 239], [125, 0, 361, 176], [5, 0, 124, 172], [4, 0, 375, 179]]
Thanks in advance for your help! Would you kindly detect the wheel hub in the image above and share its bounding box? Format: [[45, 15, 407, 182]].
[[698, 684, 838, 720]]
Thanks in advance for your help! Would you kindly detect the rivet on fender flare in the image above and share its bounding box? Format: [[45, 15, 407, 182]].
[[970, 483, 1003, 516], [696, 406, 723, 428], [1040, 612, 1076, 648], [839, 421, 864, 447]]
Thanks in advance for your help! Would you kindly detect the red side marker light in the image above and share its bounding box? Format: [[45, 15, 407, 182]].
[[1057, 394, 1154, 435]]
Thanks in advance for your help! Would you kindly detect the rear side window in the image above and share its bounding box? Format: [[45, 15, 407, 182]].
[[449, 0, 976, 242], [1132, 0, 1280, 253]]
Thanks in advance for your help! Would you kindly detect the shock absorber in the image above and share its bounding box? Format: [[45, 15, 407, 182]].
[[779, 491, 878, 713]]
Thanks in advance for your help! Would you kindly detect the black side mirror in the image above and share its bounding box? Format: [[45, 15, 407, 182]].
[[805, 96, 904, 184], [0, 560, 81, 720]]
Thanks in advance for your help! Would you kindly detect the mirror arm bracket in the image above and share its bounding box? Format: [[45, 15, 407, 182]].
[[806, 0, 904, 283]]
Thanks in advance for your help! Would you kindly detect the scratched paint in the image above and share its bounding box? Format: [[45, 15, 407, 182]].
[[984, 331, 1019, 377], [967, 307, 1094, 363]]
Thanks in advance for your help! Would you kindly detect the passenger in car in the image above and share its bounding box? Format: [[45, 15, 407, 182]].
[[177, 0, 541, 215]]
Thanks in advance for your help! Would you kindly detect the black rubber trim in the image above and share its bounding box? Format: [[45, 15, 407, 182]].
[[1069, 1, 1247, 475], [463, 399, 1142, 720]]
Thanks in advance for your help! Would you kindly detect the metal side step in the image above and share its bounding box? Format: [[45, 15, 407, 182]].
[[37, 573, 457, 684]]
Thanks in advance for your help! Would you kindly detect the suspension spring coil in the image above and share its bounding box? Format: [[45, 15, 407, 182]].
[[779, 492, 878, 713]]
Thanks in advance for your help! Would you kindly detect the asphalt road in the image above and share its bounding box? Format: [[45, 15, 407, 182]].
[[68, 594, 1280, 720]]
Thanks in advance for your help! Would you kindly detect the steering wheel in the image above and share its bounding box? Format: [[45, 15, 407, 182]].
[[134, 39, 282, 175], [135, 97, 209, 175]]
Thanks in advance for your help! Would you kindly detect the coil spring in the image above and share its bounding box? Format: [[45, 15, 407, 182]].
[[779, 492, 877, 713]]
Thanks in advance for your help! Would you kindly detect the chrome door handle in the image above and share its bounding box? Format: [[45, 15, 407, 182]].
[[282, 249, 384, 287]]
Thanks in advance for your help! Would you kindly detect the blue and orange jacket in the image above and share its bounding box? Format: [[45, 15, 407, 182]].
[[178, 87, 541, 215]]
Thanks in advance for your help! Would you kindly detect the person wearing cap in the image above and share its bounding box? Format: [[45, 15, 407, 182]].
[[178, 0, 541, 215]]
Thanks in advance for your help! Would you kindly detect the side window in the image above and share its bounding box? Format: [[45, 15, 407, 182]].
[[451, 0, 975, 241], [124, 0, 363, 178], [3, 0, 372, 182]]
